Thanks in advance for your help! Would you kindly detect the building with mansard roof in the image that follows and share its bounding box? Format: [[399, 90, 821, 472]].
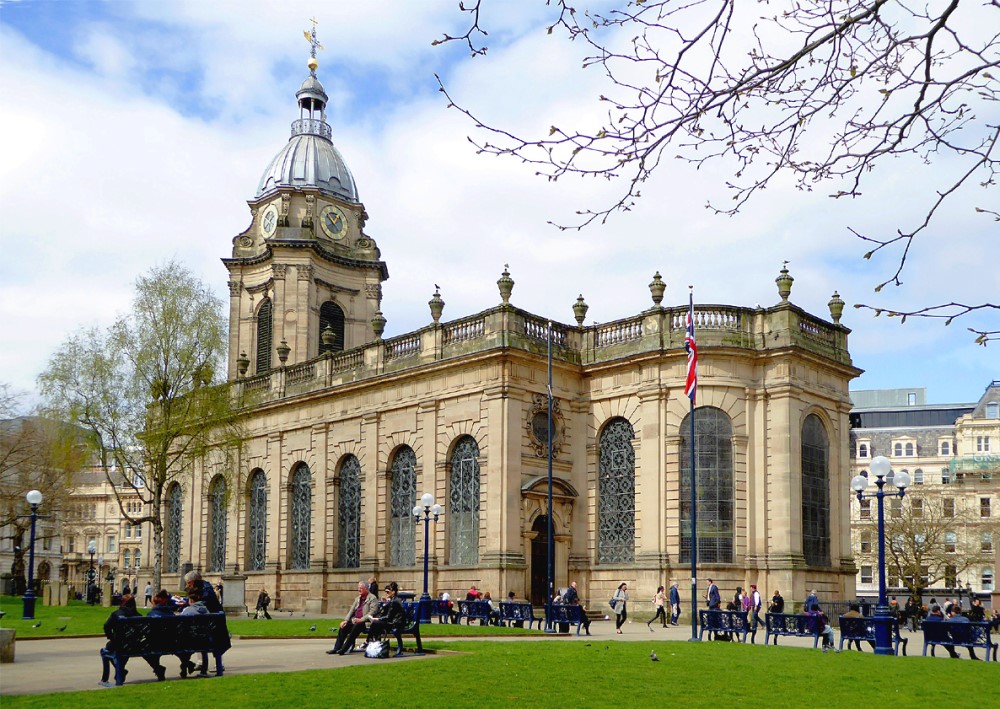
[[157, 41, 864, 614]]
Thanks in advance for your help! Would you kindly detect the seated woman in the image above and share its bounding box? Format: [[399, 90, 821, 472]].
[[98, 594, 167, 686], [483, 591, 500, 626], [366, 581, 407, 657]]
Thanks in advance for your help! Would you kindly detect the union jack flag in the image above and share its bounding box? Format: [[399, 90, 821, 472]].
[[684, 294, 697, 403]]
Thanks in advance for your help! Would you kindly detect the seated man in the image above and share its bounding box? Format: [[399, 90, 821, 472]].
[[327, 581, 379, 655], [841, 603, 870, 651], [366, 581, 407, 657], [99, 594, 166, 686], [945, 607, 979, 660], [177, 588, 210, 678], [562, 581, 591, 635]]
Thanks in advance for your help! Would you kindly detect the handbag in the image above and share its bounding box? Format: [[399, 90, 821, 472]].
[[364, 640, 389, 658], [609, 597, 618, 611]]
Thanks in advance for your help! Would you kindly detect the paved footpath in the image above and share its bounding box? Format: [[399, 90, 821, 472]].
[[0, 619, 903, 696]]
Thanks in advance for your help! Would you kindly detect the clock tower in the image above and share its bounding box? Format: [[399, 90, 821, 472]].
[[223, 29, 388, 379]]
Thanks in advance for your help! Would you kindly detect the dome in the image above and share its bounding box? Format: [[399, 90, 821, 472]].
[[256, 132, 359, 202], [297, 75, 328, 104]]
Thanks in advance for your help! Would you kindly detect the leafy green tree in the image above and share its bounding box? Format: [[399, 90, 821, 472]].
[[39, 261, 244, 590], [437, 0, 998, 342]]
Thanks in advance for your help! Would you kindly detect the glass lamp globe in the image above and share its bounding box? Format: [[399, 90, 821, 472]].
[[850, 475, 868, 492], [870, 455, 892, 480], [88, 541, 97, 554], [893, 471, 911, 489], [412, 505, 422, 518], [26, 489, 43, 506], [431, 503, 442, 516], [421, 492, 435, 508]]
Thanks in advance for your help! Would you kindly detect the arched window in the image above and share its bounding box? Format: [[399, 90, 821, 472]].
[[37, 561, 51, 581], [598, 418, 636, 564], [449, 436, 480, 565], [802, 414, 830, 567], [680, 407, 734, 564], [247, 470, 267, 571], [133, 549, 141, 569], [209, 476, 227, 572], [338, 455, 362, 568], [124, 549, 131, 568], [289, 464, 312, 570], [905, 442, 915, 456], [256, 298, 273, 374], [389, 447, 417, 567], [319, 301, 346, 355], [165, 483, 183, 573]]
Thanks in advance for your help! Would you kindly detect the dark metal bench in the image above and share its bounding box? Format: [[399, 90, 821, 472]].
[[498, 601, 544, 630], [764, 613, 822, 648], [922, 621, 998, 660], [838, 616, 908, 655], [550, 604, 589, 635], [456, 599, 492, 625], [384, 601, 423, 654], [427, 599, 458, 624], [699, 610, 750, 643], [102, 613, 231, 686]]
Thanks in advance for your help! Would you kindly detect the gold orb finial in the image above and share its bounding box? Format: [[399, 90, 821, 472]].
[[307, 56, 319, 72]]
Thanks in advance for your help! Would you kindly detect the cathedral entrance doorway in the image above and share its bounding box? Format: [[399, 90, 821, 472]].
[[530, 515, 550, 605]]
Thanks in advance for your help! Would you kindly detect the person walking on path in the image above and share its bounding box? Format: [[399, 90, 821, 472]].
[[143, 582, 152, 607], [706, 579, 721, 610], [612, 582, 629, 634], [669, 582, 681, 625], [255, 587, 272, 620], [749, 584, 764, 642], [648, 586, 668, 630]]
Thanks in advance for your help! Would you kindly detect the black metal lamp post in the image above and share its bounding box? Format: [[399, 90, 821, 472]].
[[851, 455, 911, 655], [20, 490, 44, 620], [412, 492, 442, 622], [87, 541, 97, 605]]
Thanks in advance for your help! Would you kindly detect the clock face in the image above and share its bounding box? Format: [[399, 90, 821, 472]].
[[320, 205, 349, 240], [261, 205, 278, 237]]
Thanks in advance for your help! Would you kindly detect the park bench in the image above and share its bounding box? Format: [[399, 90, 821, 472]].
[[101, 613, 231, 686], [699, 609, 750, 643], [381, 601, 423, 654], [837, 616, 908, 655], [456, 599, 493, 625], [427, 599, 459, 624], [764, 613, 822, 648], [498, 601, 544, 630], [922, 621, 998, 661], [549, 604, 589, 635]]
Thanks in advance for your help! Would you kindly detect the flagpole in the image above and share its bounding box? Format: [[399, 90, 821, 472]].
[[686, 287, 699, 642]]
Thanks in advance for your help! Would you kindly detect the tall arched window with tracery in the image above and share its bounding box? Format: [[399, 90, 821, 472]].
[[389, 447, 417, 567], [338, 455, 362, 568], [165, 483, 183, 573], [208, 476, 227, 572], [256, 298, 273, 373], [680, 407, 734, 564], [289, 464, 312, 570], [598, 418, 636, 564], [247, 470, 267, 571], [319, 301, 346, 355], [802, 414, 831, 567], [449, 436, 480, 565]]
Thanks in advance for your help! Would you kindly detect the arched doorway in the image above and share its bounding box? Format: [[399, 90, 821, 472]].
[[530, 515, 550, 605]]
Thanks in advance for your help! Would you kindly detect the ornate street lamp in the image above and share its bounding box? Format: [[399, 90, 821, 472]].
[[851, 455, 911, 655], [20, 490, 44, 620], [87, 541, 97, 604], [412, 492, 442, 622]]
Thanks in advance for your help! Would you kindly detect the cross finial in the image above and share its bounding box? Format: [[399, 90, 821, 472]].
[[303, 18, 324, 73]]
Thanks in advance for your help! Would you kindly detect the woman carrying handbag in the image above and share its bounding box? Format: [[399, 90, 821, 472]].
[[612, 582, 629, 634]]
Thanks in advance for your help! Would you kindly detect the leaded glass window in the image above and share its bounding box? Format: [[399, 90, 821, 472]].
[[289, 464, 312, 570], [680, 407, 734, 564], [256, 299, 272, 374], [247, 470, 267, 571], [802, 414, 830, 567], [389, 447, 417, 567], [338, 455, 362, 568], [165, 483, 182, 573], [209, 476, 227, 572], [449, 436, 480, 565], [319, 301, 346, 355], [598, 418, 636, 564]]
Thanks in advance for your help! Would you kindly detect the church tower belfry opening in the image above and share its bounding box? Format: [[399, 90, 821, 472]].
[[223, 24, 388, 380]]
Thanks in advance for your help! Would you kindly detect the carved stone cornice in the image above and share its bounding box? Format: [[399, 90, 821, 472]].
[[314, 277, 360, 296], [245, 279, 274, 296]]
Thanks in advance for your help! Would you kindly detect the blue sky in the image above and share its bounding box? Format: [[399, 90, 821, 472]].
[[1, 0, 996, 406]]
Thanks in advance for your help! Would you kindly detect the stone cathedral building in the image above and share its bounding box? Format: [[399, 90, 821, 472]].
[[160, 44, 863, 614]]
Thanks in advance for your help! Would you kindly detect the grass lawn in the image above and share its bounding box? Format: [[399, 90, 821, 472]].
[[3, 637, 999, 708]]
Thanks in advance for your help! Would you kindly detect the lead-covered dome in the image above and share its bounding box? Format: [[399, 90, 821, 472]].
[[255, 72, 359, 202]]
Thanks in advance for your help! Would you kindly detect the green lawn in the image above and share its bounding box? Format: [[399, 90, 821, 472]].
[[3, 638, 999, 708]]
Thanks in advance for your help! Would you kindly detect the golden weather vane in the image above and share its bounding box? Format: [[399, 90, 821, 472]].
[[303, 18, 324, 74]]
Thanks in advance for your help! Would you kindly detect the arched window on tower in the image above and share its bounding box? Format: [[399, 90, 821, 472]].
[[208, 476, 227, 572], [165, 483, 183, 574], [389, 447, 417, 567], [247, 470, 267, 571], [337, 455, 362, 568], [289, 464, 312, 570], [256, 298, 273, 374], [449, 436, 480, 566], [598, 418, 636, 564], [680, 407, 734, 564], [319, 301, 346, 355], [802, 414, 831, 567]]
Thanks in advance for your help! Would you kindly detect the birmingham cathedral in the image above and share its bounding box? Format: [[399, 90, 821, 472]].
[[162, 35, 862, 613]]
